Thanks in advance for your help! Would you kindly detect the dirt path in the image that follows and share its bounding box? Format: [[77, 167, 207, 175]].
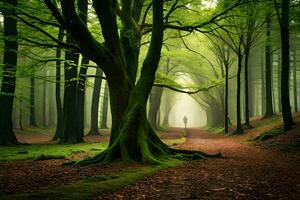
[[96, 128, 300, 200]]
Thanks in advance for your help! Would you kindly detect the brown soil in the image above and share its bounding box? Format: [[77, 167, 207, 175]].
[[1, 120, 300, 199], [95, 125, 300, 200]]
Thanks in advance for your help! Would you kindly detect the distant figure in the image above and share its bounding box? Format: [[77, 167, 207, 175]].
[[183, 115, 188, 129]]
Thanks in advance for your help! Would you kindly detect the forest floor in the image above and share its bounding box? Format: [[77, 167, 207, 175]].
[[0, 115, 300, 199]]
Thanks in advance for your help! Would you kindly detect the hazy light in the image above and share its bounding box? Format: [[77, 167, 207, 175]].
[[202, 0, 217, 8], [169, 93, 206, 127]]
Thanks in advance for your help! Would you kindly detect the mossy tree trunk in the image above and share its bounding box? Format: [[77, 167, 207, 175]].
[[0, 0, 19, 146]]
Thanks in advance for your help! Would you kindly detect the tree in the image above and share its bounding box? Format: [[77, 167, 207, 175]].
[[100, 81, 109, 129], [242, 0, 264, 126], [88, 68, 103, 136], [274, 0, 294, 130], [148, 86, 163, 130], [76, 0, 89, 137], [0, 0, 19, 145], [264, 10, 274, 118], [41, 0, 223, 164], [29, 73, 37, 126], [53, 28, 64, 140]]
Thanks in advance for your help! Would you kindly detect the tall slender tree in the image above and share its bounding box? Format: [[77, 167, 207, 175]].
[[264, 11, 274, 117], [29, 74, 37, 126], [53, 28, 64, 140], [88, 68, 103, 135], [100, 82, 109, 129]]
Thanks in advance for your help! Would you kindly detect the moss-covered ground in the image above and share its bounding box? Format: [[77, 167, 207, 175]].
[[0, 142, 107, 162], [0, 160, 182, 200]]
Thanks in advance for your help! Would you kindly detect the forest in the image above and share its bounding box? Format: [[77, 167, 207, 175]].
[[0, 0, 299, 199]]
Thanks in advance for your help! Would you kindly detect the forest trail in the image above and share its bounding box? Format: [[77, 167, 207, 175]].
[[97, 128, 300, 200]]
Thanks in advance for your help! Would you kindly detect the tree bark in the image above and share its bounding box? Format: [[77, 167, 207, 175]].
[[77, 57, 88, 137], [280, 0, 294, 130], [244, 48, 251, 126], [234, 55, 244, 134], [29, 75, 37, 126], [224, 62, 229, 133], [100, 82, 109, 129], [293, 49, 298, 112], [0, 0, 19, 145], [61, 35, 82, 143], [53, 28, 64, 141], [264, 12, 274, 118], [148, 86, 163, 130], [76, 0, 89, 137], [88, 68, 103, 135]]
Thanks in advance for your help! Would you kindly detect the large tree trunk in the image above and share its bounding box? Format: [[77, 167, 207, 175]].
[[77, 57, 88, 137], [61, 36, 82, 143], [53, 28, 64, 141], [264, 13, 274, 118], [88, 68, 103, 135], [148, 86, 163, 130], [280, 0, 294, 130], [0, 0, 19, 145], [76, 0, 89, 137]]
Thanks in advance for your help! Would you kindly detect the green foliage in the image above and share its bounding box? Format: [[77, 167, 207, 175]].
[[0, 142, 108, 162]]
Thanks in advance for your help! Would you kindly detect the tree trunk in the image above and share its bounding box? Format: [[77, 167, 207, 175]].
[[88, 68, 103, 135], [278, 50, 282, 112], [264, 13, 274, 118], [61, 35, 82, 143], [0, 0, 19, 145], [100, 82, 109, 129], [29, 75, 37, 126], [148, 86, 163, 130], [234, 55, 243, 134], [280, 0, 294, 130], [261, 52, 266, 115], [53, 28, 64, 141], [244, 49, 251, 126], [224, 63, 229, 133], [77, 57, 88, 137], [293, 49, 298, 112], [42, 69, 47, 127], [77, 0, 89, 137]]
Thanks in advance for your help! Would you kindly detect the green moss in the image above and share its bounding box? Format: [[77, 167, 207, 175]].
[[163, 137, 186, 146], [0, 160, 182, 200], [205, 126, 225, 134], [0, 142, 108, 162], [254, 128, 285, 141]]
